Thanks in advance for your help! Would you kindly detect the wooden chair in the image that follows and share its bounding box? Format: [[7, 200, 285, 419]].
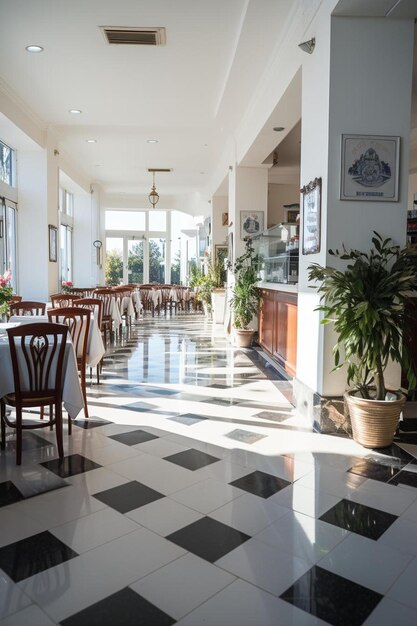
[[9, 301, 46, 316], [47, 307, 91, 420], [112, 286, 133, 326], [93, 289, 114, 345], [74, 298, 104, 384], [0, 323, 68, 465], [51, 294, 81, 308]]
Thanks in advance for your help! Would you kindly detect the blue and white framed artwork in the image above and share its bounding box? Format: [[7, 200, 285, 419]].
[[340, 134, 400, 201]]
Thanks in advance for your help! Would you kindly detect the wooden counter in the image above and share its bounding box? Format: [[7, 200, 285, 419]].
[[258, 287, 298, 376]]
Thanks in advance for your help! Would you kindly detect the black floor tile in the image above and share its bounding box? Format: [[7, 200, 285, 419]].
[[254, 410, 292, 422], [367, 443, 415, 468], [41, 454, 101, 478], [230, 470, 291, 498], [319, 498, 397, 540], [280, 565, 382, 626], [73, 417, 113, 429], [0, 530, 78, 582], [388, 469, 417, 488], [93, 481, 164, 513], [207, 383, 230, 389], [0, 480, 24, 507], [201, 398, 241, 407], [61, 587, 175, 626], [140, 386, 179, 396], [109, 429, 159, 446], [165, 449, 220, 471], [169, 413, 209, 426], [124, 401, 158, 412], [225, 429, 267, 444], [348, 458, 401, 482], [167, 516, 250, 563], [41, 454, 102, 478]]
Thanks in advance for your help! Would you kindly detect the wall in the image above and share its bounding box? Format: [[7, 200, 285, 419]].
[[267, 183, 300, 226], [17, 148, 49, 300], [211, 195, 228, 248]]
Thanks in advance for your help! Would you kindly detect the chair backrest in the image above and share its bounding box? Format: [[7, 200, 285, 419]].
[[9, 295, 22, 305], [93, 289, 114, 318], [7, 322, 68, 399], [51, 294, 81, 308], [47, 307, 91, 364], [10, 301, 46, 316], [73, 298, 103, 329]]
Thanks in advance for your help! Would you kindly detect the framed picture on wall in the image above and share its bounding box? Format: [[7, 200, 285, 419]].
[[222, 212, 229, 226], [340, 134, 400, 201], [301, 178, 321, 255], [240, 210, 264, 239], [48, 225, 57, 262], [215, 244, 228, 284]]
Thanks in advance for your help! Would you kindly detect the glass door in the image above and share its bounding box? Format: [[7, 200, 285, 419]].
[[105, 237, 123, 285], [127, 238, 144, 284]]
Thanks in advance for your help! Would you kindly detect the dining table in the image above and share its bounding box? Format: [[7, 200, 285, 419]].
[[0, 322, 84, 419], [9, 314, 105, 368]]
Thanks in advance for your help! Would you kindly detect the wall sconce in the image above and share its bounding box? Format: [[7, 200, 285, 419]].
[[298, 37, 315, 54], [93, 239, 103, 267]]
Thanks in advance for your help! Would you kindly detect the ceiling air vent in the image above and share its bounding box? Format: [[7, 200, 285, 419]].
[[101, 27, 166, 46], [147, 168, 172, 173]]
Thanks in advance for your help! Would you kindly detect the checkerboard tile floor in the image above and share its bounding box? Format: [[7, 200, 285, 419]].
[[1, 314, 417, 624]]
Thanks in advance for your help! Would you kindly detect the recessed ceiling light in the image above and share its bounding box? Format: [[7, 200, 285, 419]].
[[200, 172, 205, 175], [25, 45, 43, 53], [147, 139, 159, 144], [95, 164, 102, 167], [86, 139, 97, 143], [273, 126, 285, 132], [69, 109, 82, 115]]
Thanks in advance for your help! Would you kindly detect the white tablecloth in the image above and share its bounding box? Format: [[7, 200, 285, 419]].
[[131, 291, 143, 313], [120, 295, 135, 319], [9, 315, 105, 368], [0, 324, 84, 419], [109, 298, 122, 327]]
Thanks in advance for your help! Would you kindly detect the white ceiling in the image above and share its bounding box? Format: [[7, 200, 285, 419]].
[[0, 0, 293, 196], [0, 0, 416, 197]]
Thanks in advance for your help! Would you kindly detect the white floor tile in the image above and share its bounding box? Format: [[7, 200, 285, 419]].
[[0, 604, 56, 626], [269, 483, 340, 518], [13, 484, 107, 528], [66, 467, 131, 494], [254, 510, 349, 565], [176, 579, 328, 626], [387, 557, 417, 610], [401, 497, 417, 523], [345, 479, 417, 516], [0, 571, 32, 620], [109, 454, 205, 495], [0, 507, 49, 548], [131, 553, 235, 619], [320, 533, 413, 594], [378, 517, 417, 556], [18, 528, 186, 623], [132, 437, 189, 457], [82, 441, 142, 465], [209, 492, 289, 535], [216, 537, 311, 596], [50, 507, 140, 553], [296, 466, 366, 497], [363, 596, 417, 625], [125, 497, 203, 536], [170, 478, 243, 514]]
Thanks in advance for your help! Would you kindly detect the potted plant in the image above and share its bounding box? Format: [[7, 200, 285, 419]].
[[189, 265, 212, 316], [308, 232, 417, 448], [0, 270, 13, 321], [227, 237, 263, 347]]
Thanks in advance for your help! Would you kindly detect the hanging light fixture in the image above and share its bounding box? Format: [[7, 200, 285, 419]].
[[148, 170, 159, 207]]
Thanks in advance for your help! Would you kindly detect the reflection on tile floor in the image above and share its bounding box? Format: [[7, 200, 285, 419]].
[[2, 313, 417, 624]]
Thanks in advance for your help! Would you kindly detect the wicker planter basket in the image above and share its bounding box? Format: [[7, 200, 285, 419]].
[[344, 390, 406, 449], [233, 328, 255, 348]]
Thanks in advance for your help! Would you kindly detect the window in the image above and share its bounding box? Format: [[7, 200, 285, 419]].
[[127, 239, 144, 284], [149, 238, 165, 283], [170, 237, 181, 284], [0, 141, 14, 186], [106, 210, 146, 231], [105, 237, 123, 285], [0, 199, 18, 291], [149, 211, 166, 231], [59, 188, 74, 216], [59, 224, 73, 284]]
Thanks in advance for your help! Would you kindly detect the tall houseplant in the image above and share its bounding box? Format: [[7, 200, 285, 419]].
[[227, 237, 263, 347], [308, 232, 417, 447]]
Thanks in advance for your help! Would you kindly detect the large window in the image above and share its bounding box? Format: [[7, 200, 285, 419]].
[[149, 238, 165, 283], [127, 239, 144, 283], [106, 211, 146, 231], [59, 224, 73, 283], [105, 237, 123, 285], [0, 199, 17, 290], [0, 141, 14, 186]]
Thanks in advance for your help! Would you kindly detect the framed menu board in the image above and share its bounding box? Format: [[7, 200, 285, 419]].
[[301, 177, 321, 255]]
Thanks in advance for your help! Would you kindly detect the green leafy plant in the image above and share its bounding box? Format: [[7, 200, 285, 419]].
[[0, 270, 13, 316], [308, 232, 417, 400], [227, 237, 263, 329]]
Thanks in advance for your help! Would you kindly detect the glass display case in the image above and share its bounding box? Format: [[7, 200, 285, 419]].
[[254, 223, 299, 284]]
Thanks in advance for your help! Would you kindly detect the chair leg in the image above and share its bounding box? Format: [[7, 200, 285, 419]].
[[81, 368, 89, 418], [0, 401, 5, 450], [16, 408, 22, 466], [50, 403, 54, 431], [55, 404, 64, 459]]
